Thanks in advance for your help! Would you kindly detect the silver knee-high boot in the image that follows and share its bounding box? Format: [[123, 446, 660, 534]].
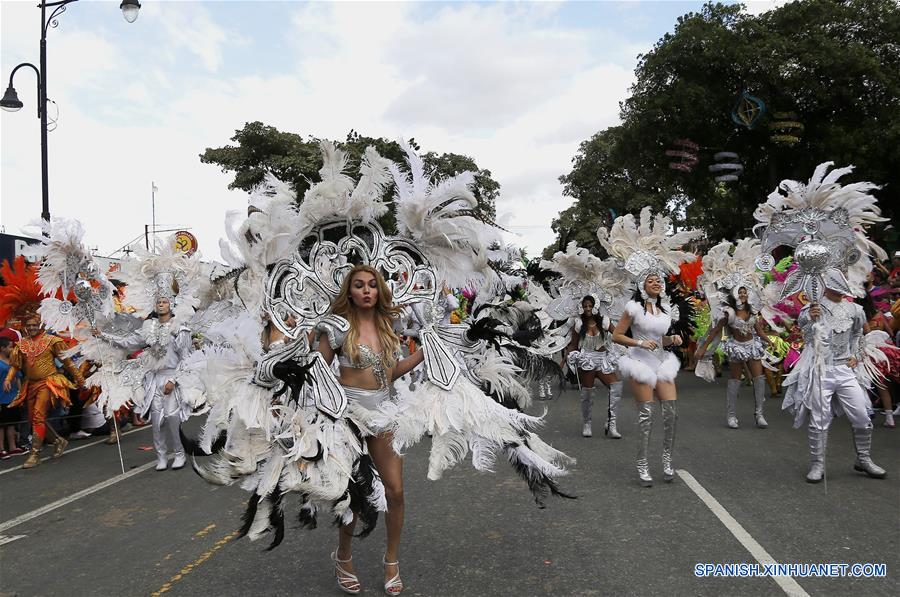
[[580, 388, 593, 437], [753, 375, 768, 428], [636, 401, 654, 486], [726, 379, 741, 429], [806, 425, 828, 483], [852, 426, 887, 478], [605, 381, 623, 439], [661, 401, 677, 482]]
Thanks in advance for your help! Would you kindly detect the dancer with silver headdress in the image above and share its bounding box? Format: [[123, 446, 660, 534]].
[[92, 237, 204, 471], [754, 162, 888, 483], [695, 239, 779, 429], [183, 141, 573, 595], [601, 208, 703, 486], [541, 243, 628, 438]]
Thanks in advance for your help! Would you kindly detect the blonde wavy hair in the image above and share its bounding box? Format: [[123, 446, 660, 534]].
[[330, 265, 403, 368]]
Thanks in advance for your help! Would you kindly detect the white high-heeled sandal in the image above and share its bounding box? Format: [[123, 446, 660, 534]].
[[331, 550, 361, 595], [383, 556, 403, 595]]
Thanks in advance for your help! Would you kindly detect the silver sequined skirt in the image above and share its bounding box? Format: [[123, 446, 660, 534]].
[[722, 336, 767, 363]]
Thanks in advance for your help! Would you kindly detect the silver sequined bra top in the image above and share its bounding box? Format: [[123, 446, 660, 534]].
[[729, 312, 757, 337], [317, 314, 402, 390], [337, 343, 391, 389], [580, 333, 605, 352]]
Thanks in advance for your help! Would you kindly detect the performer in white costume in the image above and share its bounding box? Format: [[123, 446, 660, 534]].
[[182, 141, 574, 595], [695, 239, 778, 429], [754, 162, 888, 483], [93, 239, 203, 471], [601, 208, 703, 486], [541, 242, 628, 438]]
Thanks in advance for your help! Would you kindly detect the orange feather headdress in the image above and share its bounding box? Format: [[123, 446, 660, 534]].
[[0, 256, 42, 326]]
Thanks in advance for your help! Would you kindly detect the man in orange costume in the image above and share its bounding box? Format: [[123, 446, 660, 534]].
[[3, 313, 84, 468]]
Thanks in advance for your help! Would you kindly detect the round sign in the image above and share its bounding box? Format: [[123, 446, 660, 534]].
[[173, 231, 198, 256]]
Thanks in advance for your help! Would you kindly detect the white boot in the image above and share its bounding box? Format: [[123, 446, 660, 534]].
[[155, 453, 169, 471], [605, 382, 623, 439], [726, 379, 740, 429], [580, 388, 593, 437], [753, 375, 768, 428]]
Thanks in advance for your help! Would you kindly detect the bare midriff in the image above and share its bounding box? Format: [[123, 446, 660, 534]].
[[338, 365, 394, 391]]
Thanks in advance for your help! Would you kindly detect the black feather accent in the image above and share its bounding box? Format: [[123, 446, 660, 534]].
[[345, 455, 380, 539], [505, 444, 577, 508], [501, 345, 562, 383], [510, 312, 542, 347], [179, 426, 226, 456], [271, 358, 316, 406], [238, 493, 261, 538], [265, 487, 286, 551], [297, 499, 318, 530], [665, 281, 697, 352], [465, 316, 508, 350]]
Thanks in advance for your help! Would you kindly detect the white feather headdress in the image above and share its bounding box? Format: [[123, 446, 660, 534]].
[[753, 162, 887, 300], [119, 235, 202, 321], [596, 207, 703, 289], [389, 141, 500, 288], [295, 141, 392, 235], [540, 241, 632, 322], [22, 218, 114, 333]]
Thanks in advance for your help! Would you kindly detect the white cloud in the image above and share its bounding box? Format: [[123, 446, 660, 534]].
[[740, 1, 792, 16], [2, 1, 646, 261]]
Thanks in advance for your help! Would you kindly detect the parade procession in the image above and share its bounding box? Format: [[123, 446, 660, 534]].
[[0, 1, 897, 596]]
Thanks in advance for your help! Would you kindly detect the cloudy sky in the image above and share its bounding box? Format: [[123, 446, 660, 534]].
[[0, 0, 787, 261]]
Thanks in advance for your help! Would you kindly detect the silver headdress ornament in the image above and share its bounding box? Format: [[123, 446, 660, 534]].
[[118, 234, 202, 321], [540, 242, 628, 321], [258, 141, 500, 401], [753, 162, 887, 302], [699, 239, 765, 310], [22, 218, 114, 332], [596, 207, 703, 299]]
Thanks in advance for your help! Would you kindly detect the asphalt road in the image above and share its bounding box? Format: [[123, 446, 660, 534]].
[[0, 375, 897, 596]]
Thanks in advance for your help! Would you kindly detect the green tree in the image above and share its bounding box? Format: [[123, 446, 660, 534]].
[[550, 0, 900, 255], [201, 123, 499, 223]]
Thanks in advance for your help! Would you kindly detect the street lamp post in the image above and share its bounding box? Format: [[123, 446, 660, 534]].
[[0, 0, 141, 222]]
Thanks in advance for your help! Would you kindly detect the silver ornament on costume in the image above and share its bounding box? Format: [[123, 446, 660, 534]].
[[794, 239, 831, 274], [755, 254, 775, 272]]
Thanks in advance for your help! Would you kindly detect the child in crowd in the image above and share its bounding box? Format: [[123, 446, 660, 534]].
[[0, 336, 24, 459]]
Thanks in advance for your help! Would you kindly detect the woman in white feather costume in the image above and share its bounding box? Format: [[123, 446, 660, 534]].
[[601, 208, 703, 487], [182, 141, 574, 596]]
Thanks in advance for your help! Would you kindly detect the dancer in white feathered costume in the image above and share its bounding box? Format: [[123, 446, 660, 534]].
[[694, 239, 778, 430], [92, 237, 205, 471], [600, 208, 703, 487], [541, 242, 629, 439], [185, 141, 574, 595], [754, 162, 888, 483]]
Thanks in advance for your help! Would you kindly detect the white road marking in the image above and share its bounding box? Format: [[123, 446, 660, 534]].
[[677, 469, 810, 597], [0, 534, 26, 546], [0, 460, 157, 534], [0, 424, 151, 476]]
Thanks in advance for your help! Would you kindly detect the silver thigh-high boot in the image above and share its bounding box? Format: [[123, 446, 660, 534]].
[[661, 401, 677, 482], [580, 388, 593, 437], [753, 375, 768, 428], [605, 381, 623, 439], [726, 379, 741, 429], [852, 426, 887, 478], [806, 425, 828, 483], [636, 401, 654, 487]]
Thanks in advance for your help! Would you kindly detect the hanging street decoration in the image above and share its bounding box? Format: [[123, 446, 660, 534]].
[[708, 151, 744, 182], [769, 111, 804, 145], [666, 138, 700, 172], [731, 91, 766, 129]]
